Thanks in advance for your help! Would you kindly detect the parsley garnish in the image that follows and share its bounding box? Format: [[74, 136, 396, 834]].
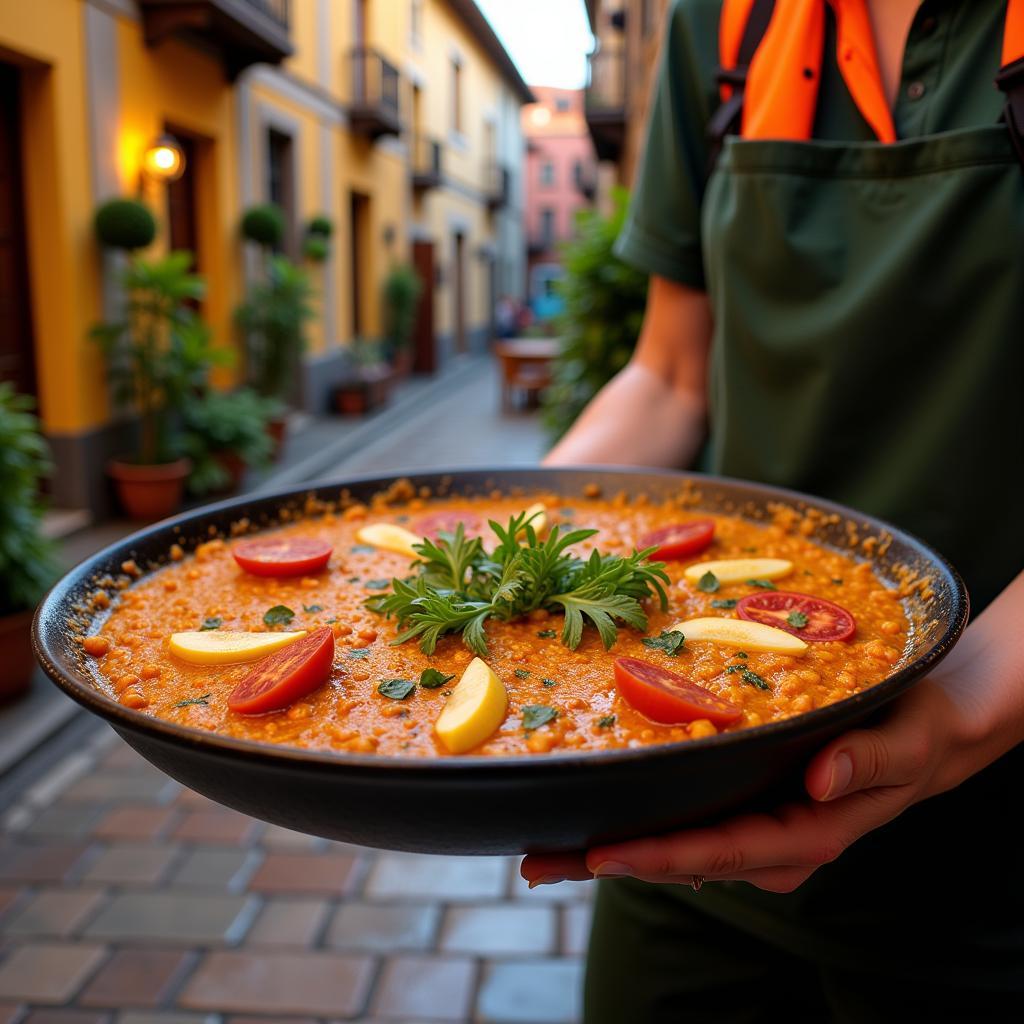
[[523, 705, 558, 731], [786, 611, 809, 629], [347, 648, 371, 659], [200, 617, 222, 631], [351, 544, 375, 554], [711, 599, 737, 610], [697, 571, 720, 593], [303, 604, 324, 613], [378, 678, 416, 700], [365, 579, 390, 590], [541, 677, 558, 688], [597, 714, 617, 729], [364, 517, 669, 656], [735, 651, 748, 659], [514, 668, 531, 679], [641, 629, 685, 656], [419, 668, 455, 689], [740, 668, 770, 691], [176, 694, 211, 707], [263, 605, 295, 627], [536, 629, 557, 639], [746, 579, 777, 590]]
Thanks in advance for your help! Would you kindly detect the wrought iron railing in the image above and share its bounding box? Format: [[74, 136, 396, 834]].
[[244, 0, 290, 29], [412, 136, 444, 184], [351, 47, 401, 120], [484, 162, 511, 208], [585, 48, 626, 115]]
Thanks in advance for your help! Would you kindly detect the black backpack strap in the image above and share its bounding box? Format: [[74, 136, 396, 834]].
[[707, 0, 776, 175], [995, 55, 1024, 169]]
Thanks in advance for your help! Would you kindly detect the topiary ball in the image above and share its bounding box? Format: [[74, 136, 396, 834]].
[[241, 204, 286, 247], [307, 214, 333, 238], [94, 198, 157, 251], [302, 235, 330, 263]]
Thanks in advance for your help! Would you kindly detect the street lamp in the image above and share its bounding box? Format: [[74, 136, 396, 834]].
[[142, 134, 186, 183]]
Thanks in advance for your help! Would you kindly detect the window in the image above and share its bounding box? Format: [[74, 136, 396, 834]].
[[266, 127, 295, 252], [540, 161, 555, 187], [540, 208, 555, 246], [573, 159, 583, 185], [451, 59, 463, 134]]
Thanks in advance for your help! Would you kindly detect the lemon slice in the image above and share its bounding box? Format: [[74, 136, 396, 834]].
[[435, 657, 508, 754], [169, 631, 308, 665], [667, 618, 807, 655], [519, 502, 548, 537], [683, 558, 793, 586], [356, 523, 423, 560]]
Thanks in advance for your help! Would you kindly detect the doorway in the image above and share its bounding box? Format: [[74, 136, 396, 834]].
[[452, 231, 466, 354], [0, 61, 36, 398], [350, 191, 371, 338], [412, 240, 435, 373]]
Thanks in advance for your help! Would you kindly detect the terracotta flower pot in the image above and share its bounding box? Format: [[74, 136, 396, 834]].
[[0, 609, 36, 703], [107, 458, 191, 521], [334, 385, 368, 416], [267, 416, 287, 461], [213, 451, 247, 493]]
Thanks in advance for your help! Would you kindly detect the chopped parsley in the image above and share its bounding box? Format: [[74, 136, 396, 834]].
[[541, 677, 558, 688], [735, 651, 748, 659], [641, 630, 685, 656], [522, 705, 558, 731], [514, 668, 531, 679], [711, 599, 737, 610], [740, 668, 770, 691], [536, 629, 557, 639], [303, 604, 324, 614], [419, 668, 455, 690], [364, 579, 391, 590], [263, 605, 295, 627], [697, 571, 720, 593], [175, 694, 211, 707], [346, 648, 371, 659], [378, 678, 416, 700], [351, 544, 375, 554], [597, 714, 617, 729], [746, 578, 777, 590], [786, 611, 809, 629], [199, 617, 222, 631]]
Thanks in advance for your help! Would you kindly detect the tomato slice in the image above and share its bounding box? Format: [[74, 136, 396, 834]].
[[638, 520, 715, 560], [412, 511, 485, 538], [228, 627, 335, 715], [736, 591, 856, 642], [613, 657, 742, 727], [233, 538, 333, 577]]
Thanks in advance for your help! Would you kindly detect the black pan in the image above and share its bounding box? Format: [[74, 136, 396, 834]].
[[32, 468, 967, 855]]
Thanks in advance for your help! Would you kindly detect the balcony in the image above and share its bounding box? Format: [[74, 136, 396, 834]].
[[574, 163, 597, 201], [528, 230, 555, 255], [411, 136, 444, 192], [349, 48, 402, 141], [138, 0, 293, 80], [585, 48, 626, 161], [484, 163, 511, 211]]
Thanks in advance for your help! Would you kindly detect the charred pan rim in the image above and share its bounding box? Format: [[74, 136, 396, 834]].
[[33, 466, 969, 778]]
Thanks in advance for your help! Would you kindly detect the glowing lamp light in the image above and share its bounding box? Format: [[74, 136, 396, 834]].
[[142, 135, 186, 182]]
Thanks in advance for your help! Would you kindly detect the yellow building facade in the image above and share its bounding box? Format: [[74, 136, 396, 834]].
[[0, 0, 530, 514]]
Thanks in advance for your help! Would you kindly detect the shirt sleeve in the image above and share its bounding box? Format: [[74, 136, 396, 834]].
[[614, 0, 721, 290]]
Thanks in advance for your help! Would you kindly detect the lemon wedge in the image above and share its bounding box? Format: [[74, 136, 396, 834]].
[[355, 523, 423, 560], [519, 502, 548, 537], [434, 657, 508, 754], [667, 618, 807, 655], [168, 631, 308, 665], [683, 558, 793, 586]]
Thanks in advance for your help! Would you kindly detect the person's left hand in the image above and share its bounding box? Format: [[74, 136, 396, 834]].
[[521, 672, 981, 893]]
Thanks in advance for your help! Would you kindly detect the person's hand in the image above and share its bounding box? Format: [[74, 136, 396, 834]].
[[522, 571, 1024, 893]]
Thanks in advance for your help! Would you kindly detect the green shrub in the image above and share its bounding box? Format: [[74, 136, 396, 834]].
[[303, 235, 330, 263], [542, 189, 648, 441], [382, 264, 423, 358], [307, 215, 333, 238], [94, 198, 157, 251], [241, 204, 286, 248], [0, 385, 59, 615], [181, 388, 276, 496], [235, 255, 315, 401]]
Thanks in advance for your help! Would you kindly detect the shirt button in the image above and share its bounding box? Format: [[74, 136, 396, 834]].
[[907, 81, 927, 101]]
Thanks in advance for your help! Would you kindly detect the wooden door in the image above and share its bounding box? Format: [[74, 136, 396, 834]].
[[166, 133, 198, 261], [453, 231, 466, 354], [412, 240, 435, 373], [0, 62, 36, 398], [350, 192, 370, 337]]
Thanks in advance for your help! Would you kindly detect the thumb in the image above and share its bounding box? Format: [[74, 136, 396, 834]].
[[806, 724, 923, 803]]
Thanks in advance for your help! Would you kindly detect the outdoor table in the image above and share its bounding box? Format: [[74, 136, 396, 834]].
[[493, 338, 561, 411]]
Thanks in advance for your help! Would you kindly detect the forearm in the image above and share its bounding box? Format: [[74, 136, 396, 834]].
[[544, 362, 706, 468]]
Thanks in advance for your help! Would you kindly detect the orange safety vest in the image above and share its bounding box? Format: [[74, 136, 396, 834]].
[[714, 0, 1024, 152]]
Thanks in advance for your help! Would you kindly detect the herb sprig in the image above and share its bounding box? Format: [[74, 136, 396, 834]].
[[365, 514, 669, 656]]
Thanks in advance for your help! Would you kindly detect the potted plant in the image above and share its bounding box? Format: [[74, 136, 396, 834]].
[[303, 214, 333, 264], [332, 338, 393, 416], [180, 387, 276, 496], [0, 385, 60, 702], [382, 264, 423, 376]]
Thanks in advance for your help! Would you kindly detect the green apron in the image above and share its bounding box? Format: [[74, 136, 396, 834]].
[[586, 125, 1024, 1020]]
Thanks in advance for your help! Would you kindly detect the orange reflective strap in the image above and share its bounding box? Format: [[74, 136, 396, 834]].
[[720, 0, 759, 99], [830, 0, 896, 143], [1004, 0, 1024, 66]]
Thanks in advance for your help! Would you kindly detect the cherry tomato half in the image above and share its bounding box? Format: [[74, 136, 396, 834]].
[[736, 591, 856, 642], [233, 538, 333, 577], [613, 657, 743, 727], [228, 627, 335, 715], [637, 520, 715, 560], [412, 511, 485, 538]]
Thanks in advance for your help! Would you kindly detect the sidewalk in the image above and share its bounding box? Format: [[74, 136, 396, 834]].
[[0, 357, 590, 1024]]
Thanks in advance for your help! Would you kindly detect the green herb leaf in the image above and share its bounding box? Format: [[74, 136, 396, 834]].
[[735, 651, 748, 659], [200, 617, 222, 631], [303, 604, 324, 613], [697, 571, 720, 593], [514, 668, 531, 679], [365, 579, 391, 590], [536, 629, 557, 639], [176, 693, 211, 707], [711, 599, 737, 610], [347, 576, 361, 584], [378, 678, 416, 700], [786, 611, 809, 629], [641, 629, 685, 655], [541, 677, 558, 688], [347, 648, 371, 659], [351, 544, 375, 554], [746, 578, 777, 590], [522, 704, 557, 731], [740, 668, 770, 691], [419, 668, 455, 689], [263, 605, 295, 627], [326, 617, 338, 624], [597, 714, 617, 729]]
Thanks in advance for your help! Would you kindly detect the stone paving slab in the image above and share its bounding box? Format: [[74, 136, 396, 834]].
[[83, 891, 258, 946]]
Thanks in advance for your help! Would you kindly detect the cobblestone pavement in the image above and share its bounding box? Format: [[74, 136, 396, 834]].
[[0, 362, 593, 1023]]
